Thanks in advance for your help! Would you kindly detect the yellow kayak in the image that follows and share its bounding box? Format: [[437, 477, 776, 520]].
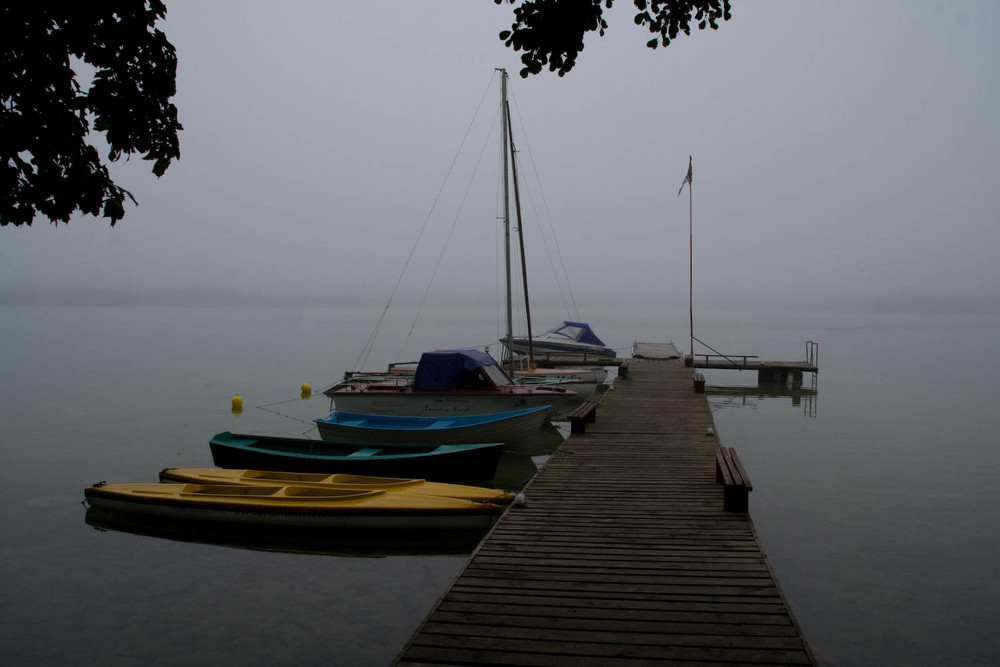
[[84, 482, 505, 530], [159, 468, 517, 505]]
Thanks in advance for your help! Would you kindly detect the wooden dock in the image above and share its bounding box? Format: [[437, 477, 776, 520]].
[[395, 359, 816, 665], [686, 341, 819, 387], [691, 358, 817, 371]]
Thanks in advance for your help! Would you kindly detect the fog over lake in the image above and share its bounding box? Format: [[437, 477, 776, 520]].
[[3, 5, 999, 665], [2, 1, 998, 314]]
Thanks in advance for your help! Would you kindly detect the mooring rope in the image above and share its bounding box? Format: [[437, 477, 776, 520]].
[[254, 396, 321, 431]]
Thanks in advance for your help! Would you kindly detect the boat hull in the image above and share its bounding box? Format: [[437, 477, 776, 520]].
[[510, 338, 616, 359], [515, 367, 608, 384], [208, 433, 505, 482], [314, 406, 548, 448], [85, 485, 502, 530], [84, 507, 491, 556], [330, 388, 573, 419], [514, 377, 599, 400]]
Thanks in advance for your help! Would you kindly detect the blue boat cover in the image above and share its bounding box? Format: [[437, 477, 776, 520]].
[[412, 349, 498, 392], [553, 321, 606, 346]]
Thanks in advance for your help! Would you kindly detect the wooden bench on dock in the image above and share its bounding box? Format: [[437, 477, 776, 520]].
[[715, 444, 752, 511], [568, 400, 599, 434], [692, 371, 705, 393]]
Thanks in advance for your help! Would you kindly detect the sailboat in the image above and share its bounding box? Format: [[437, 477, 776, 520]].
[[488, 72, 612, 397], [327, 70, 589, 413]]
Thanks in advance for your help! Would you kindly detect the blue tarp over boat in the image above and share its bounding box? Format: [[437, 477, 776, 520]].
[[412, 349, 500, 392]]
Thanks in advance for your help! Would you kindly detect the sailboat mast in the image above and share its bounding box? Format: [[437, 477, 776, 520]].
[[506, 105, 535, 367], [499, 68, 514, 373]]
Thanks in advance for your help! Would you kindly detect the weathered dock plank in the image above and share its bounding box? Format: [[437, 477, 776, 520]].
[[395, 359, 815, 666]]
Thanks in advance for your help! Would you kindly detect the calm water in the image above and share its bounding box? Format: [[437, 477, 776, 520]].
[[1, 302, 998, 666]]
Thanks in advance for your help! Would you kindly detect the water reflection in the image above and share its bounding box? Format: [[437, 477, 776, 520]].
[[85, 508, 490, 557], [708, 384, 818, 417]]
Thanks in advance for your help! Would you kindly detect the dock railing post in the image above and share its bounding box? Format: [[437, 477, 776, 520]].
[[806, 341, 819, 367]]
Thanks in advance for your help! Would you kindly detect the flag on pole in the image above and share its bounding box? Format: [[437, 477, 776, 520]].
[[677, 155, 692, 196]]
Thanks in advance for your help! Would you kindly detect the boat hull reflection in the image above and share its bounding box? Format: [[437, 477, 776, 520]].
[[85, 507, 489, 557]]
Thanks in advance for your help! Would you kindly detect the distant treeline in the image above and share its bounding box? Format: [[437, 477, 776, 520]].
[[1, 288, 996, 315]]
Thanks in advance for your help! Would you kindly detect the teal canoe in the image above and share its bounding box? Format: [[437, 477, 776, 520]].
[[208, 431, 504, 482]]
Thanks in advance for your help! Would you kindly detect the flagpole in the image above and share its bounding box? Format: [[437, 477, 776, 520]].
[[688, 168, 693, 361], [688, 163, 693, 362], [677, 156, 693, 363]]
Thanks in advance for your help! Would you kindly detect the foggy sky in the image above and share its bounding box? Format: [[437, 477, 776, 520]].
[[2, 1, 998, 309]]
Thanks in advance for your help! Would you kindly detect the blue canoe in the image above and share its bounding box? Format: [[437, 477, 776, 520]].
[[314, 405, 549, 448], [208, 431, 504, 482]]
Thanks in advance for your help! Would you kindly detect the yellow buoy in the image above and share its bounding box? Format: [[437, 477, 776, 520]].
[[300, 383, 312, 398], [231, 395, 243, 414]]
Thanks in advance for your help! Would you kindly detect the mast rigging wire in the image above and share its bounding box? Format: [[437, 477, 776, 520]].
[[396, 105, 503, 360], [353, 73, 499, 371], [508, 89, 581, 321]]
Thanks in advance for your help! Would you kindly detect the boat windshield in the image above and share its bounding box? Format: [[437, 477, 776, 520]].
[[543, 325, 584, 341], [480, 363, 513, 387]]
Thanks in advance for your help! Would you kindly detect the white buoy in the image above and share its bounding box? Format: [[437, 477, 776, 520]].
[[706, 427, 715, 437]]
